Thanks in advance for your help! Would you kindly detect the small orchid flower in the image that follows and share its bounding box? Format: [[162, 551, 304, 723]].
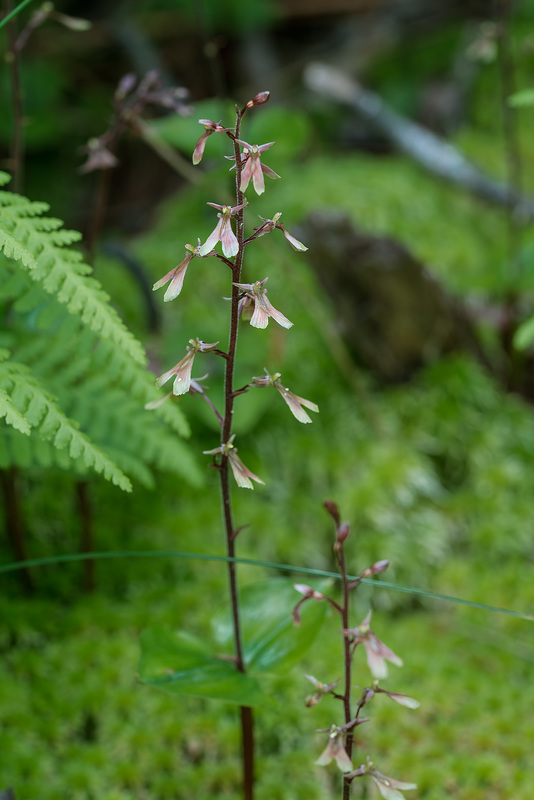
[[315, 724, 353, 773], [292, 584, 326, 625], [79, 136, 118, 174], [373, 683, 420, 709], [199, 202, 247, 258], [233, 278, 292, 329], [252, 212, 308, 251], [152, 241, 202, 301], [156, 339, 219, 396], [229, 139, 280, 195], [251, 370, 318, 423], [204, 434, 264, 490], [304, 674, 338, 707], [192, 119, 233, 165], [347, 758, 417, 800], [344, 611, 402, 679]]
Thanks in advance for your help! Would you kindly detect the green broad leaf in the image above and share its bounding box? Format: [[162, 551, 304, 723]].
[[213, 579, 328, 674], [514, 315, 534, 350], [138, 626, 269, 707], [509, 88, 534, 108], [246, 106, 312, 163]]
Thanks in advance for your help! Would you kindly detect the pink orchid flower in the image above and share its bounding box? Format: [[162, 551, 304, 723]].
[[315, 724, 353, 773], [233, 278, 292, 329], [152, 241, 202, 301], [156, 339, 219, 396], [252, 212, 308, 251], [344, 611, 403, 680], [231, 139, 280, 195], [199, 202, 247, 258], [251, 370, 319, 423], [204, 434, 264, 490], [192, 119, 232, 165]]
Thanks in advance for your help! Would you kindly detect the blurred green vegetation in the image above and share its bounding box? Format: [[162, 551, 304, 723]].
[[3, 1, 534, 799]]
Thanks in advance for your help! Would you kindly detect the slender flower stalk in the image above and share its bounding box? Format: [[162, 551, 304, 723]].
[[293, 502, 418, 800], [152, 93, 311, 800]]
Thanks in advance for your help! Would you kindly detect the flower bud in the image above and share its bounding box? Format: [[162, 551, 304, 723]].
[[323, 500, 340, 527], [336, 522, 350, 543], [246, 91, 270, 108]]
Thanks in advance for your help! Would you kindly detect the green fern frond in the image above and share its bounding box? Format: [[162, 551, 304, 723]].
[[0, 356, 132, 491], [0, 388, 31, 434], [0, 228, 36, 268], [0, 177, 146, 365]]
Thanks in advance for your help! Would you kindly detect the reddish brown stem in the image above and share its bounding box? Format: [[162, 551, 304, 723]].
[[217, 107, 254, 800], [338, 545, 353, 800]]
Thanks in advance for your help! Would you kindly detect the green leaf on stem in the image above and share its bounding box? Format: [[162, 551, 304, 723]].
[[514, 315, 534, 350], [138, 626, 269, 706], [213, 578, 328, 673]]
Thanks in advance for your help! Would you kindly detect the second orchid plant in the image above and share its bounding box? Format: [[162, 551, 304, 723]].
[[294, 501, 418, 800]]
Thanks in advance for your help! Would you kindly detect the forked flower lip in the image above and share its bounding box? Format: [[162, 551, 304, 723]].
[[199, 203, 247, 258], [250, 369, 318, 423], [203, 434, 264, 490], [233, 278, 293, 330]]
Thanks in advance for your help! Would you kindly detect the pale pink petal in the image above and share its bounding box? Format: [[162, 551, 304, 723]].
[[220, 219, 239, 257], [153, 267, 179, 292], [164, 266, 188, 301], [277, 388, 314, 423], [381, 691, 420, 709], [334, 744, 354, 773], [145, 392, 172, 410], [170, 351, 196, 396], [240, 156, 254, 193], [256, 141, 275, 153], [263, 300, 293, 329], [371, 775, 417, 800], [315, 743, 335, 767], [282, 228, 308, 251], [228, 451, 264, 489], [252, 157, 265, 195], [260, 164, 281, 180], [199, 218, 224, 256], [156, 365, 180, 389], [364, 641, 389, 679], [250, 303, 270, 329], [192, 130, 210, 165]]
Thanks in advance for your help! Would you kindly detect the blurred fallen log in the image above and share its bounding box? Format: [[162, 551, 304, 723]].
[[299, 210, 488, 382], [304, 62, 534, 220]]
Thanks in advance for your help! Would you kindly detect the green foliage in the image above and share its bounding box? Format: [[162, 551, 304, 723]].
[[0, 353, 131, 490], [0, 173, 145, 363], [140, 579, 327, 704], [140, 626, 268, 706], [0, 172, 201, 490]]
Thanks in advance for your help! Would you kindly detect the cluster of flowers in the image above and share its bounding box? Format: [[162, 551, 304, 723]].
[[292, 506, 418, 800], [149, 101, 317, 489]]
